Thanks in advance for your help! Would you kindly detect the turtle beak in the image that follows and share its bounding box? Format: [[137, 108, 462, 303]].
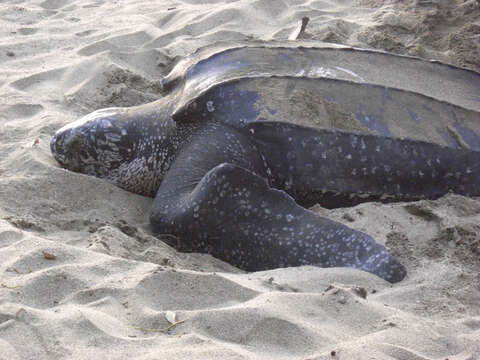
[[51, 128, 71, 166]]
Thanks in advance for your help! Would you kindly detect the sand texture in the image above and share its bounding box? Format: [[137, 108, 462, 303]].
[[1, 0, 480, 359]]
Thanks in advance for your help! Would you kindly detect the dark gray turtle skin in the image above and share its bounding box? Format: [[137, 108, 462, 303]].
[[51, 42, 480, 283]]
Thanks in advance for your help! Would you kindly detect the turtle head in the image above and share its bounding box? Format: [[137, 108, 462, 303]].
[[51, 107, 135, 178], [51, 106, 178, 196]]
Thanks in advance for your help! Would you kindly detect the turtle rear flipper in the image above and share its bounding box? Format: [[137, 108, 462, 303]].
[[150, 123, 406, 283]]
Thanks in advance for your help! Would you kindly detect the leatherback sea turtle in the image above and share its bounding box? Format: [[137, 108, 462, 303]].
[[51, 42, 480, 283]]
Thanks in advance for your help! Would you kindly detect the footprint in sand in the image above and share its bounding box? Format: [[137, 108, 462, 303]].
[[39, 0, 70, 10], [5, 104, 44, 118], [0, 229, 24, 247], [82, 1, 106, 9], [75, 29, 97, 37], [17, 27, 38, 35]]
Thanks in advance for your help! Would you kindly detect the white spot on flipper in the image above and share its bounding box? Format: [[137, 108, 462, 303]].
[[206, 101, 215, 112], [101, 119, 112, 128]]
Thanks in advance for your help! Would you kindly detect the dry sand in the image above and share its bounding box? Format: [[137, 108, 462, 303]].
[[1, 0, 480, 359]]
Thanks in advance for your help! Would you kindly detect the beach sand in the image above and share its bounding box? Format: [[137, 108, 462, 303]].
[[1, 0, 479, 358]]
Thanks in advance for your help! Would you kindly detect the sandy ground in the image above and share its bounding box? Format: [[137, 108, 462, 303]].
[[1, 0, 480, 359]]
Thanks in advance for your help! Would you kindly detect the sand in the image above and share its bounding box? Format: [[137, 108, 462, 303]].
[[1, 0, 480, 358]]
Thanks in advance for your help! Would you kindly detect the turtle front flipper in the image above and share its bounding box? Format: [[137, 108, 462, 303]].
[[150, 123, 406, 283]]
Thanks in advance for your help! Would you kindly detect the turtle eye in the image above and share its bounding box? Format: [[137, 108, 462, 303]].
[[65, 133, 84, 154]]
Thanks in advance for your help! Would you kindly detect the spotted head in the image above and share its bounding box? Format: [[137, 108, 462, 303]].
[[51, 108, 133, 175], [51, 107, 178, 197]]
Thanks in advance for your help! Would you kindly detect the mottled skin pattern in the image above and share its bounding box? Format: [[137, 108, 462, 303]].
[[49, 44, 480, 284], [51, 99, 480, 283]]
